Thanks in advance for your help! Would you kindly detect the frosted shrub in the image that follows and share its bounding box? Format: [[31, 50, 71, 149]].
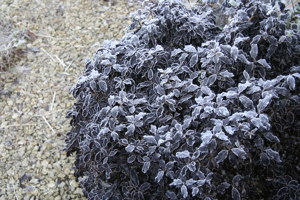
[[64, 0, 300, 199]]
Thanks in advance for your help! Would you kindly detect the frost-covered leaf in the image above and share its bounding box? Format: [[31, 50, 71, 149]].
[[266, 149, 282, 163], [247, 85, 261, 94], [239, 95, 254, 109], [137, 81, 152, 89], [125, 124, 135, 135], [215, 150, 229, 164], [286, 111, 295, 124], [263, 132, 280, 143], [186, 84, 199, 92], [165, 161, 175, 171], [251, 35, 261, 44], [187, 161, 196, 172], [217, 182, 231, 194], [234, 37, 249, 46], [125, 144, 135, 153], [267, 44, 277, 58], [229, 113, 244, 122], [155, 170, 164, 183], [99, 81, 107, 92], [219, 70, 234, 78], [279, 35, 286, 43], [190, 54, 198, 68], [225, 126, 235, 135], [120, 138, 128, 145], [207, 74, 217, 87], [143, 135, 157, 144], [155, 85, 165, 95], [232, 148, 247, 160], [257, 94, 272, 113], [171, 48, 183, 57], [176, 150, 190, 159], [250, 44, 258, 60], [238, 54, 251, 64], [231, 46, 238, 61], [170, 179, 183, 187], [232, 175, 243, 185], [257, 59, 271, 69], [242, 111, 258, 120], [84, 153, 91, 163], [260, 153, 270, 166], [238, 81, 252, 93], [109, 149, 118, 157], [251, 116, 268, 130], [178, 94, 193, 103], [287, 75, 295, 90], [101, 59, 111, 65], [197, 179, 206, 187], [140, 182, 151, 192], [142, 161, 151, 173], [184, 45, 197, 53], [215, 132, 229, 141], [116, 124, 126, 132], [243, 70, 250, 81], [219, 56, 233, 64], [186, 178, 197, 186], [291, 66, 300, 72], [192, 106, 202, 119], [166, 190, 177, 199], [111, 131, 119, 141], [232, 187, 241, 200], [127, 155, 136, 163], [215, 107, 230, 117], [192, 187, 199, 196], [179, 53, 189, 64], [277, 187, 289, 196], [130, 168, 139, 186], [201, 130, 213, 147], [181, 185, 188, 198]]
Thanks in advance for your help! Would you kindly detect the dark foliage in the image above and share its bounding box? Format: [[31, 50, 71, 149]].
[[64, 0, 300, 199]]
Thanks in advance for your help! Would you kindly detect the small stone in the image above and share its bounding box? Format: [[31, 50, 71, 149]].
[[48, 170, 55, 178], [7, 100, 13, 106], [21, 160, 29, 167], [41, 160, 49, 166], [73, 188, 83, 195], [64, 167, 70, 175], [31, 189, 38, 196], [29, 178, 39, 184], [58, 181, 65, 188], [57, 173, 65, 179], [48, 181, 56, 188], [54, 196, 61, 200], [70, 180, 79, 188], [12, 113, 20, 119]]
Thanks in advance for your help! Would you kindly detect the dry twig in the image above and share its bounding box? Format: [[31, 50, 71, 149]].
[[42, 116, 55, 134]]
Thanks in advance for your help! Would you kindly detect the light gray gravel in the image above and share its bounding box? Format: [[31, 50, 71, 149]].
[[0, 0, 142, 199]]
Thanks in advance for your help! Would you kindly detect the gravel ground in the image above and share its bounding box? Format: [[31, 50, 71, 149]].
[[0, 0, 143, 199]]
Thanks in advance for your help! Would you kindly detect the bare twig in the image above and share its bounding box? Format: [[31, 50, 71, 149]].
[[11, 178, 19, 200], [0, 124, 35, 128], [34, 33, 70, 40], [64, 58, 76, 72], [55, 55, 66, 67], [41, 47, 56, 63], [42, 116, 55, 134], [33, 109, 64, 117], [50, 91, 56, 111]]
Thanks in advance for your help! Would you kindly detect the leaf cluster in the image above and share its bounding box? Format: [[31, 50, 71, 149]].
[[64, 0, 300, 199]]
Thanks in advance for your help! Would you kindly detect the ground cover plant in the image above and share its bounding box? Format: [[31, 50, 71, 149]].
[[64, 0, 300, 199]]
